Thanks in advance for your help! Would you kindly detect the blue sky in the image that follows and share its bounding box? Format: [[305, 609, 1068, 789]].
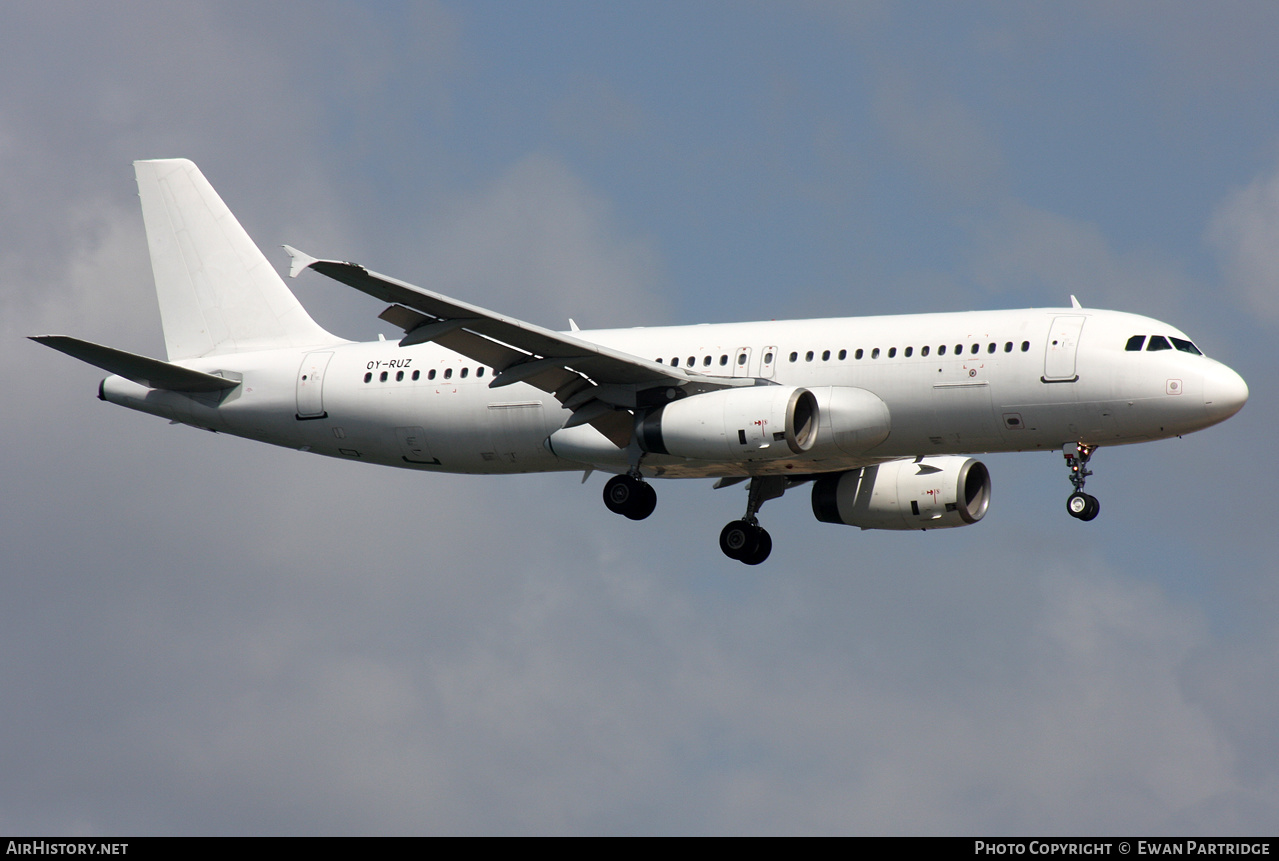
[[2, 1, 1276, 834]]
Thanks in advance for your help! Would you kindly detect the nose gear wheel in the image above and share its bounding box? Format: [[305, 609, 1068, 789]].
[[1063, 443, 1100, 522], [1066, 491, 1100, 521]]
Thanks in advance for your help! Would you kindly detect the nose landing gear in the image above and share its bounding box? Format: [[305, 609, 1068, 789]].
[[1063, 443, 1100, 521]]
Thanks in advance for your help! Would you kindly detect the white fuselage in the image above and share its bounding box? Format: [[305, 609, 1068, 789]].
[[99, 306, 1248, 478]]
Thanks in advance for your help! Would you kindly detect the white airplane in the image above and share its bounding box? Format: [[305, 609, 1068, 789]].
[[34, 159, 1249, 564]]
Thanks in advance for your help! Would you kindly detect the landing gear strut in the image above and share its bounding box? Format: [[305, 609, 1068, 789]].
[[719, 476, 787, 565], [1063, 442, 1100, 522], [603, 473, 656, 520]]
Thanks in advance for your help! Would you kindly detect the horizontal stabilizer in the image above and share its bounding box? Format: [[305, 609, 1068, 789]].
[[31, 336, 240, 393]]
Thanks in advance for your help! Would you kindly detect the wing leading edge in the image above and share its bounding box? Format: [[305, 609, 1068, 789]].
[[283, 246, 754, 444]]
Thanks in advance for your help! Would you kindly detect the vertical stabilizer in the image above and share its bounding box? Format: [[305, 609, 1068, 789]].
[[134, 159, 338, 360]]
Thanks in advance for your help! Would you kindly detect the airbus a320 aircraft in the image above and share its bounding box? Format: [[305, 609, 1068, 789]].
[[34, 160, 1249, 564]]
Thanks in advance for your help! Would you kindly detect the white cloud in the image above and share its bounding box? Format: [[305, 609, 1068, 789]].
[[967, 201, 1197, 313], [1206, 159, 1279, 325], [411, 153, 667, 330]]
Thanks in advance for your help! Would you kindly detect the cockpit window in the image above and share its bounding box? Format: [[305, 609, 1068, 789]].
[[1147, 336, 1172, 351], [1170, 337, 1202, 356], [1125, 335, 1146, 351]]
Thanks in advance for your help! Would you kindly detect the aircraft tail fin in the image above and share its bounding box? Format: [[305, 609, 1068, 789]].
[[134, 159, 339, 360]]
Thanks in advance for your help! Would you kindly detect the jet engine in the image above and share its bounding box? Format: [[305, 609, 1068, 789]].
[[811, 456, 990, 530], [636, 385, 818, 461]]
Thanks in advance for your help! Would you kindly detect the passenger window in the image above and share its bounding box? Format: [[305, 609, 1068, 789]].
[[656, 358, 664, 364], [737, 353, 746, 365], [871, 348, 880, 359], [1021, 341, 1030, 352], [764, 352, 774, 363], [888, 347, 897, 358], [363, 372, 372, 383], [396, 370, 404, 381], [1004, 342, 1013, 352], [904, 346, 913, 357], [1147, 336, 1172, 352], [412, 370, 420, 381], [955, 344, 963, 354], [1171, 337, 1202, 355], [444, 368, 453, 379], [477, 367, 485, 378], [789, 352, 798, 363], [703, 356, 712, 367], [805, 351, 814, 362], [688, 356, 695, 367], [1125, 335, 1146, 352], [379, 371, 388, 382], [428, 369, 436, 380], [671, 357, 679, 367], [970, 344, 980, 355], [822, 350, 830, 361], [460, 367, 468, 378], [838, 349, 847, 360], [855, 348, 864, 360], [939, 345, 947, 356], [921, 345, 930, 357], [987, 343, 996, 354]]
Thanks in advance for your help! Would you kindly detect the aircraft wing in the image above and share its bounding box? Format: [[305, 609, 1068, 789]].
[[284, 247, 749, 442]]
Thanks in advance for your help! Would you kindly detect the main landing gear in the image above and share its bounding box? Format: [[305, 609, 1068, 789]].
[[719, 520, 772, 566], [719, 476, 787, 566], [603, 473, 657, 521], [1063, 442, 1100, 522], [601, 471, 787, 565]]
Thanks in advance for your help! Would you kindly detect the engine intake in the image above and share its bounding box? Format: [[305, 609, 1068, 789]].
[[637, 386, 818, 462], [812, 456, 990, 530]]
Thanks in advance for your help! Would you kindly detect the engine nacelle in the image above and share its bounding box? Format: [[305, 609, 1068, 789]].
[[637, 385, 818, 462], [811, 456, 990, 530], [809, 386, 892, 456]]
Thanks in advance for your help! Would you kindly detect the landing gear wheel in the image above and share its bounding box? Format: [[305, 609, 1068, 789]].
[[630, 481, 657, 521], [603, 475, 656, 520], [719, 521, 772, 564], [1066, 492, 1099, 521], [719, 520, 755, 560], [740, 527, 772, 565], [603, 475, 635, 514]]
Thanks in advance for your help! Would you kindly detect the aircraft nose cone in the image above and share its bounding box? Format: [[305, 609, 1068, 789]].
[[1203, 362, 1248, 423]]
